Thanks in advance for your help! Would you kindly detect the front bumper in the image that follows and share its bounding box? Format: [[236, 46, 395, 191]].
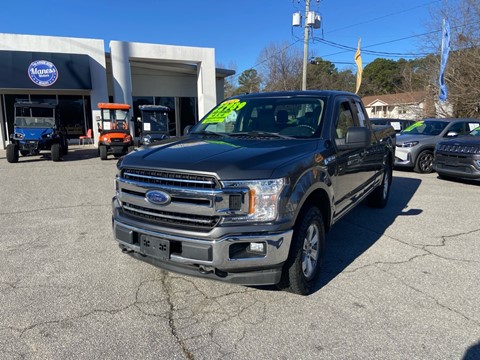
[[394, 147, 415, 168], [112, 203, 293, 286], [434, 153, 480, 179]]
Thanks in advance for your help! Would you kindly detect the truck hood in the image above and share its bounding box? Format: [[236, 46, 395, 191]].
[[396, 134, 436, 144], [438, 136, 480, 146], [121, 135, 319, 180]]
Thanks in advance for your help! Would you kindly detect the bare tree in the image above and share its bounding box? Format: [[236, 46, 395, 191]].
[[257, 42, 303, 91], [424, 0, 480, 117]]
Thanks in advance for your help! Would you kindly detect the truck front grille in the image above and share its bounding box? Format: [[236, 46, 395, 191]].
[[122, 169, 220, 189], [437, 144, 480, 154], [123, 202, 220, 231], [117, 168, 243, 233]]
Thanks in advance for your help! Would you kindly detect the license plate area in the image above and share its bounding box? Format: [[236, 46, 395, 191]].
[[140, 235, 170, 260], [445, 157, 459, 166]]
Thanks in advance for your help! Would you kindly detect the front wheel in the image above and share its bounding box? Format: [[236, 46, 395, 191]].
[[6, 144, 19, 163], [99, 145, 108, 160], [277, 206, 325, 295], [414, 150, 434, 173]]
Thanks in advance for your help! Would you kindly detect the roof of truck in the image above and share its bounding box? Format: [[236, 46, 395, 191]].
[[226, 90, 357, 99]]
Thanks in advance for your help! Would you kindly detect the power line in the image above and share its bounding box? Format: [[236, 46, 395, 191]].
[[324, 0, 442, 35], [318, 20, 479, 59]]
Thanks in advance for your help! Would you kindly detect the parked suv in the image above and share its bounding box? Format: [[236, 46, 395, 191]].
[[434, 125, 480, 180], [395, 118, 480, 173]]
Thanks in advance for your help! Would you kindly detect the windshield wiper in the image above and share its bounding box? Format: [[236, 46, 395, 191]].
[[229, 131, 293, 139], [192, 130, 225, 137]]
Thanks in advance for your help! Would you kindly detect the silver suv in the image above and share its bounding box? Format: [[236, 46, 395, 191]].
[[395, 118, 480, 173]]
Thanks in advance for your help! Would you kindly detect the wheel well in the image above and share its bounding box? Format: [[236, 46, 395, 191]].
[[297, 189, 331, 233]]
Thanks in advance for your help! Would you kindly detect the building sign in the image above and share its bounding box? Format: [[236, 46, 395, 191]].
[[0, 50, 92, 90], [28, 60, 58, 87]]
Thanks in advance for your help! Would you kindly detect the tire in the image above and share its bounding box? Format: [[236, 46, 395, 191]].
[[368, 160, 392, 208], [62, 140, 68, 155], [414, 150, 434, 173], [6, 144, 19, 163], [99, 145, 108, 160], [277, 206, 325, 295], [51, 143, 61, 162]]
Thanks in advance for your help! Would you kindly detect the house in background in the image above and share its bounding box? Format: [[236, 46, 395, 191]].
[[362, 91, 427, 120]]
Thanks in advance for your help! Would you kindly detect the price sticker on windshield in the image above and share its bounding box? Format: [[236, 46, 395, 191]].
[[203, 99, 246, 124]]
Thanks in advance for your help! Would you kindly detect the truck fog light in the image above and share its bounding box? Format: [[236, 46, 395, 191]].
[[475, 160, 480, 167], [249, 242, 266, 254]]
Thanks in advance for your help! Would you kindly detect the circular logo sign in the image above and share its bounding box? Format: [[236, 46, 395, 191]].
[[145, 190, 171, 205], [28, 60, 58, 87]]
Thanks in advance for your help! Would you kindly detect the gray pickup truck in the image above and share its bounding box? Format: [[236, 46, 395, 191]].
[[112, 91, 395, 295]]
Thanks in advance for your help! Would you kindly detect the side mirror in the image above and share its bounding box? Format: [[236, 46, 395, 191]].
[[183, 125, 193, 135], [337, 126, 371, 150]]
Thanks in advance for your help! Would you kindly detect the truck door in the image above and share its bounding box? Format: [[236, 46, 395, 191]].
[[332, 97, 373, 218]]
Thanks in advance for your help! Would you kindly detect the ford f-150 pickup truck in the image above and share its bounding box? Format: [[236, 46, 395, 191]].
[[112, 91, 395, 295]]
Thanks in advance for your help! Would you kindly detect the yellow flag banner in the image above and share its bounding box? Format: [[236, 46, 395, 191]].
[[355, 38, 362, 94]]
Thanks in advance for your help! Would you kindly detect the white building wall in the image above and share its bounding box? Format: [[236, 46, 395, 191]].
[[109, 41, 217, 120]]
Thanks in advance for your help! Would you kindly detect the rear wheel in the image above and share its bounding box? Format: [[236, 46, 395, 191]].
[[368, 160, 392, 208], [62, 140, 68, 155], [414, 150, 434, 173], [277, 206, 325, 295], [6, 144, 19, 163], [51, 143, 61, 161], [99, 145, 108, 160]]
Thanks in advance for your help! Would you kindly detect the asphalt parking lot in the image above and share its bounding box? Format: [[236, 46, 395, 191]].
[[0, 145, 479, 360]]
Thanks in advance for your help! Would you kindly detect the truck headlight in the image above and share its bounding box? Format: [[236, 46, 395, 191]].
[[13, 133, 25, 140], [222, 178, 285, 222]]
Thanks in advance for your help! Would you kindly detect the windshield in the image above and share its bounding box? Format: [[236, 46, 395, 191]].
[[469, 126, 480, 136], [191, 97, 325, 138], [100, 109, 129, 130], [141, 111, 169, 132], [14, 106, 55, 128], [402, 120, 448, 136]]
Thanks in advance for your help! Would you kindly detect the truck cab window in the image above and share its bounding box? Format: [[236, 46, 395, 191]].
[[335, 102, 355, 139]]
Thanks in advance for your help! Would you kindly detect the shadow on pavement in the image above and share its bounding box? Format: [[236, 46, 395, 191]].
[[254, 175, 422, 295], [314, 175, 422, 292]]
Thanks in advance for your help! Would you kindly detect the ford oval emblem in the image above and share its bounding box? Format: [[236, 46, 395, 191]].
[[145, 190, 171, 205], [28, 60, 58, 87]]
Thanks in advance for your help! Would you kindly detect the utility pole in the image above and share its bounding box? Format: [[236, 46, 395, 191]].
[[302, 0, 311, 90]]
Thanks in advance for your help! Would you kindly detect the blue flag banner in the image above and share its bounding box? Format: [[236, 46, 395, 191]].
[[439, 18, 451, 102]]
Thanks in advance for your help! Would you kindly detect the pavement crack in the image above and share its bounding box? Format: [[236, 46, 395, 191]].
[[0, 203, 109, 216], [16, 304, 136, 338], [378, 267, 480, 326], [161, 274, 195, 360]]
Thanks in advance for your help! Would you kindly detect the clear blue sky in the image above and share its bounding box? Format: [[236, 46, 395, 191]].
[[1, 0, 448, 80]]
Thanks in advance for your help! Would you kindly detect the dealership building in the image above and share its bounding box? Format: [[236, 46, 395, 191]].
[[0, 33, 234, 149]]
